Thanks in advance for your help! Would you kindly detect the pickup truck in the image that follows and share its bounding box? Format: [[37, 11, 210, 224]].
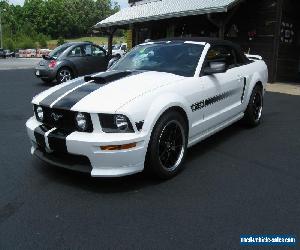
[[112, 43, 127, 57], [26, 38, 268, 179]]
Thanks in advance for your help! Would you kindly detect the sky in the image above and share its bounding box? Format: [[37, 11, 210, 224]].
[[8, 0, 128, 8]]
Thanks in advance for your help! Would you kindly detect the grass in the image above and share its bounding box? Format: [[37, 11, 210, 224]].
[[47, 36, 125, 49]]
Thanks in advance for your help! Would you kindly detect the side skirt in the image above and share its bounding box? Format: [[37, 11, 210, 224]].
[[187, 113, 244, 148]]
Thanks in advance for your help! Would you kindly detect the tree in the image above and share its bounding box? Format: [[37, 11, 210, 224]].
[[1, 0, 121, 49]]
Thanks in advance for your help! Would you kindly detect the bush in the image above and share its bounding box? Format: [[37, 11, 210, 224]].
[[3, 38, 15, 51], [57, 37, 65, 46], [37, 34, 48, 48], [18, 36, 35, 49]]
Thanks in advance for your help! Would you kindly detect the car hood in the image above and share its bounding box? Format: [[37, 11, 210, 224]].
[[33, 70, 185, 113]]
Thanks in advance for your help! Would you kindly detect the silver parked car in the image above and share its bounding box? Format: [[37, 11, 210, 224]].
[[35, 42, 109, 84]]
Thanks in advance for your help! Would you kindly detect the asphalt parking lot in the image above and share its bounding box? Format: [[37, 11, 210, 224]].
[[0, 68, 299, 249], [0, 58, 40, 70]]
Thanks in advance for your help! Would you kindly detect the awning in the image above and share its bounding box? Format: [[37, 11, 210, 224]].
[[95, 0, 241, 28]]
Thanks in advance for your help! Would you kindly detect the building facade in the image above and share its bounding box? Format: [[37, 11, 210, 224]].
[[96, 0, 300, 83]]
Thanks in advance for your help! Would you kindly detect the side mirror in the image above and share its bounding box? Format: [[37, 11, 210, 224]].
[[203, 61, 227, 75]]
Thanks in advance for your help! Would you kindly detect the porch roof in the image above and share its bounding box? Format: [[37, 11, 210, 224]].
[[95, 0, 241, 28]]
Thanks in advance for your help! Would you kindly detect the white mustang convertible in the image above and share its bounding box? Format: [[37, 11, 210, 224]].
[[26, 38, 268, 179]]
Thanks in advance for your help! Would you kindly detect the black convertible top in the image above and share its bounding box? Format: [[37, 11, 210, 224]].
[[153, 37, 249, 63]]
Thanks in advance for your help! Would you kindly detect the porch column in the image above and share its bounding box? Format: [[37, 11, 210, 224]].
[[106, 27, 116, 56], [108, 33, 113, 56], [218, 20, 226, 39]]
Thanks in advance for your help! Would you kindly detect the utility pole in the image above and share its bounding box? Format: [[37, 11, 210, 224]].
[[0, 7, 3, 49]]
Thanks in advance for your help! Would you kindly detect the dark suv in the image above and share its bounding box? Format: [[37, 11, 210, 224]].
[[0, 49, 6, 59], [35, 42, 109, 84]]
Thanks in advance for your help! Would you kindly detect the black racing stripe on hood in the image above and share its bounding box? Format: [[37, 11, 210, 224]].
[[52, 83, 101, 110], [39, 79, 84, 107], [84, 71, 135, 84], [51, 70, 144, 110]]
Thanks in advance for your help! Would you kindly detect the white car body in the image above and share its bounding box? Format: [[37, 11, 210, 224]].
[[26, 38, 268, 177]]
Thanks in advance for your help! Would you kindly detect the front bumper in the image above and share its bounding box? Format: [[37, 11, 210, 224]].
[[26, 116, 148, 177]]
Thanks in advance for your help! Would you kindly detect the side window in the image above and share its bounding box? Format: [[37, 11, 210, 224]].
[[68, 46, 83, 57], [205, 46, 237, 69], [83, 44, 92, 56], [92, 45, 105, 57]]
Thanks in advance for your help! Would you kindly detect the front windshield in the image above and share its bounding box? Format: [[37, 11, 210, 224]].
[[110, 42, 204, 77], [49, 44, 70, 59]]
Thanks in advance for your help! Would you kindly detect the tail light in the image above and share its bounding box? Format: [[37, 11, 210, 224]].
[[49, 60, 57, 69]]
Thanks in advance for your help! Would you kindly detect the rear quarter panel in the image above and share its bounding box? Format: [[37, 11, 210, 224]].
[[242, 60, 268, 109]]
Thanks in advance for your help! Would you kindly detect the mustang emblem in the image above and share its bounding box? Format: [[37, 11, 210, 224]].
[[51, 113, 63, 122]]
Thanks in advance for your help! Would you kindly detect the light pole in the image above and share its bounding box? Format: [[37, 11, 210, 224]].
[[0, 6, 5, 49], [0, 7, 2, 49]]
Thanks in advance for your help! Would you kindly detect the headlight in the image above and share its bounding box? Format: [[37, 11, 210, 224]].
[[115, 115, 129, 131], [99, 114, 134, 133], [75, 112, 88, 131], [35, 105, 44, 122]]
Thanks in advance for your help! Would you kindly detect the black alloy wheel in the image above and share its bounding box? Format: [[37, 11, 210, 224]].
[[243, 85, 263, 127], [145, 111, 188, 179]]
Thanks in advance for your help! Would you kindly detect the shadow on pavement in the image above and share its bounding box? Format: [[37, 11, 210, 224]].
[[33, 122, 245, 194]]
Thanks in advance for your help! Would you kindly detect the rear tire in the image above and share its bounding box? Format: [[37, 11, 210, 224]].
[[243, 85, 263, 127], [145, 111, 188, 179], [56, 67, 73, 84]]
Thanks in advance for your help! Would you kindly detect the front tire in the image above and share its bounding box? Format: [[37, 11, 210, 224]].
[[145, 111, 188, 179], [243, 85, 263, 127]]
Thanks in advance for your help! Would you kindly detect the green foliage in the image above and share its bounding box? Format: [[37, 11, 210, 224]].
[[57, 36, 65, 46], [0, 0, 120, 49], [4, 37, 15, 51], [37, 34, 48, 48], [18, 35, 35, 49]]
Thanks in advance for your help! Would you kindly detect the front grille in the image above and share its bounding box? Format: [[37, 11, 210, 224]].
[[34, 105, 93, 132], [35, 147, 92, 173], [43, 106, 77, 131]]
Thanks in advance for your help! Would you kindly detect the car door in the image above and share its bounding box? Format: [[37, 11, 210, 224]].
[[82, 44, 108, 74], [193, 45, 243, 134], [66, 45, 87, 76]]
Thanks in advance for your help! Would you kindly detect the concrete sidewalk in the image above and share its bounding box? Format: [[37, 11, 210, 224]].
[[267, 83, 300, 96]]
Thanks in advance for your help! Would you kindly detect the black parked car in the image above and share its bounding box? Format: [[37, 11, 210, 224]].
[[4, 50, 15, 57], [35, 42, 109, 84], [0, 48, 6, 59]]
